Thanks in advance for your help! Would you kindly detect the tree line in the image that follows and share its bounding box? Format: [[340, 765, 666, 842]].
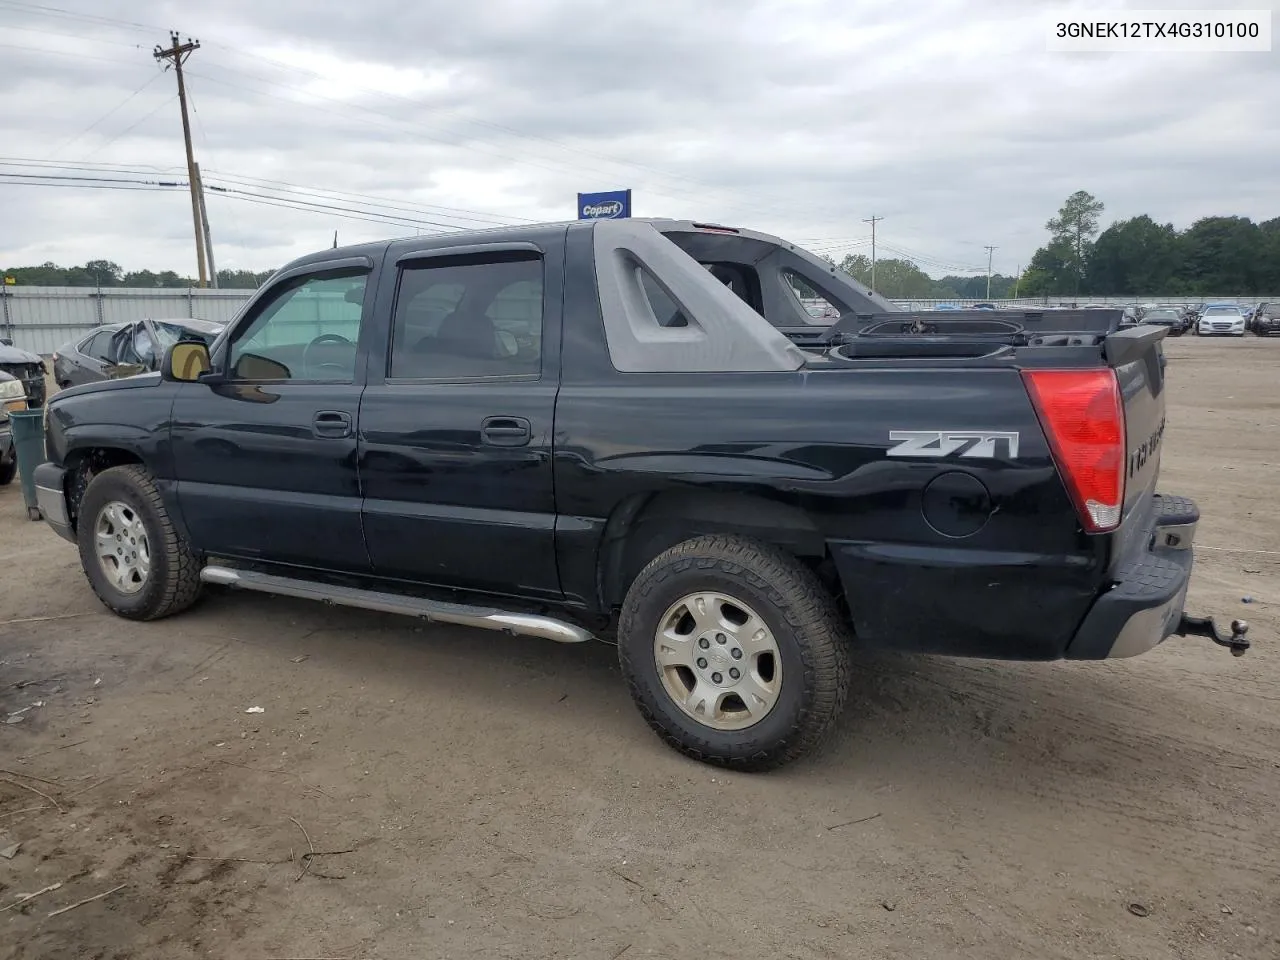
[[1020, 191, 1280, 297], [831, 253, 1018, 300], [1, 260, 274, 289]]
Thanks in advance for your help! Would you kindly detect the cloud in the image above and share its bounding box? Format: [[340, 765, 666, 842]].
[[1, 0, 1277, 280]]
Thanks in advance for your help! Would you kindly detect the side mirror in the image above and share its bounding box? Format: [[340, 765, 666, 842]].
[[163, 341, 213, 382]]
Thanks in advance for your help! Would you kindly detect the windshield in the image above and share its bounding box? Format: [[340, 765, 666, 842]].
[[1203, 306, 1239, 316], [1145, 309, 1178, 320]]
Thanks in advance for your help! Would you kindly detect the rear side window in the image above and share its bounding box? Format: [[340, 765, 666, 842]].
[[640, 270, 689, 328], [782, 269, 841, 324], [389, 254, 543, 380], [80, 330, 114, 361]]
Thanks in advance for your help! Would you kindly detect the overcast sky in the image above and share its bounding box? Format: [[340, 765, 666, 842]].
[[1, 0, 1276, 279]]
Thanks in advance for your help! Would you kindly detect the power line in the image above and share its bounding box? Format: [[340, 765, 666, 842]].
[[3, 21, 150, 49], [82, 94, 177, 160], [0, 40, 147, 68], [0, 176, 466, 232], [0, 178, 184, 193], [0, 0, 155, 33], [43, 70, 164, 160], [0, 157, 532, 229], [0, 172, 183, 186]]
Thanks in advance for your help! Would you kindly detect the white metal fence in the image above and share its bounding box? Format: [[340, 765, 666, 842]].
[[0, 287, 254, 355]]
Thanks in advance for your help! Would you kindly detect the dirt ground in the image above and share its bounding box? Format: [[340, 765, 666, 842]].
[[2, 335, 1278, 960]]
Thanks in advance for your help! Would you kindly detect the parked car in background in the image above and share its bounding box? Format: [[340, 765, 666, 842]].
[[52, 318, 226, 389], [0, 337, 48, 407], [1140, 306, 1186, 336], [1196, 303, 1246, 337], [1252, 302, 1280, 336], [0, 370, 25, 485]]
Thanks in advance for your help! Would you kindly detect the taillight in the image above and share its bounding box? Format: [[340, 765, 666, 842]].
[[1022, 369, 1125, 533]]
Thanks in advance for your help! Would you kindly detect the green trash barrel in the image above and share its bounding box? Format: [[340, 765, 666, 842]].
[[10, 408, 47, 522]]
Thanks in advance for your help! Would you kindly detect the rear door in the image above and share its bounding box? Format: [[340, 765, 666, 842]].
[[170, 256, 378, 572], [357, 233, 564, 600], [72, 330, 115, 384]]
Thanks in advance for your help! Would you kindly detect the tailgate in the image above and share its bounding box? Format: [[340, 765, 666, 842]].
[[1104, 325, 1169, 563]]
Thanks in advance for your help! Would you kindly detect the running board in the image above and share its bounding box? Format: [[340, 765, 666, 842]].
[[199, 565, 593, 644]]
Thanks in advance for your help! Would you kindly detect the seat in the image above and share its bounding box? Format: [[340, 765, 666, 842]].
[[431, 308, 498, 360]]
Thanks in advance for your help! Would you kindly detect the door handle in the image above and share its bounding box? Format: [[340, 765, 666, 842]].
[[313, 410, 353, 438], [481, 416, 531, 447]]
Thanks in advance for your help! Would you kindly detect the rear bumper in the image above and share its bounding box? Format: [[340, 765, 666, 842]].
[[33, 461, 74, 542], [1065, 495, 1243, 659]]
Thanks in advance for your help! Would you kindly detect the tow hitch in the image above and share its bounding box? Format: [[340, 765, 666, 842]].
[[1176, 615, 1250, 656]]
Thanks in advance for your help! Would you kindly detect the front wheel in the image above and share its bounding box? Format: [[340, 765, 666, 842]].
[[617, 535, 851, 770], [0, 454, 16, 486], [77, 464, 203, 620]]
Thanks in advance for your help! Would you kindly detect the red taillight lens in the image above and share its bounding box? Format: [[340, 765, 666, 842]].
[[1022, 369, 1126, 533]]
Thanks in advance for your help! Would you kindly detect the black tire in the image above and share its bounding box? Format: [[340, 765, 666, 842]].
[[0, 454, 15, 486], [617, 535, 851, 771], [77, 464, 202, 620]]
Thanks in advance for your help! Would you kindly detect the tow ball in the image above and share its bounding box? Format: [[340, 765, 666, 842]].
[[1176, 615, 1250, 657]]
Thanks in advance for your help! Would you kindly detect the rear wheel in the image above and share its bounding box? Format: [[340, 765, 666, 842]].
[[77, 465, 203, 620], [617, 535, 851, 770]]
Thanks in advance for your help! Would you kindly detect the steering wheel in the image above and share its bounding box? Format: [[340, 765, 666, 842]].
[[301, 334, 352, 379]]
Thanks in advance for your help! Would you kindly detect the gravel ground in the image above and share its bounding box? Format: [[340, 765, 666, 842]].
[[1, 335, 1278, 960]]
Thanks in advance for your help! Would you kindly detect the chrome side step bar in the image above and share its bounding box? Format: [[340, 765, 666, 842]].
[[199, 565, 593, 644]]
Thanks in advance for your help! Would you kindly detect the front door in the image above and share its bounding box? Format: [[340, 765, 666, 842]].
[[170, 258, 375, 572], [358, 239, 562, 599]]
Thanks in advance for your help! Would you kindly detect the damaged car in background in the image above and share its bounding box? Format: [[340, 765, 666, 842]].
[[0, 369, 27, 485], [0, 336, 47, 407], [52, 318, 226, 389]]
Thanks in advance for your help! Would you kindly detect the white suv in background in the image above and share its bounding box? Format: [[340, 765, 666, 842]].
[[1197, 304, 1246, 337]]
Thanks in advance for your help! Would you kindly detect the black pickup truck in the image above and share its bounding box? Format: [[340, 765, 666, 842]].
[[32, 218, 1249, 769]]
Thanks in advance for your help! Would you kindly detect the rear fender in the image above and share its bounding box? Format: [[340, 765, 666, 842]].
[[598, 490, 825, 607]]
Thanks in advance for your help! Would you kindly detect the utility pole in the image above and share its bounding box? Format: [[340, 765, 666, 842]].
[[1013, 264, 1021, 300], [154, 32, 209, 288], [862, 215, 883, 293], [194, 163, 217, 287], [984, 245, 997, 299]]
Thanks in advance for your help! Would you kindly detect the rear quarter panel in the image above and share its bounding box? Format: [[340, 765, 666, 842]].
[[556, 359, 1106, 660]]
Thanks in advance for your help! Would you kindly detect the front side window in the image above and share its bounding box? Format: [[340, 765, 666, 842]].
[[229, 270, 368, 381], [389, 254, 542, 379]]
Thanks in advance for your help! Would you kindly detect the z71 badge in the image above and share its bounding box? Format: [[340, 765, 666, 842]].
[[887, 430, 1020, 459]]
